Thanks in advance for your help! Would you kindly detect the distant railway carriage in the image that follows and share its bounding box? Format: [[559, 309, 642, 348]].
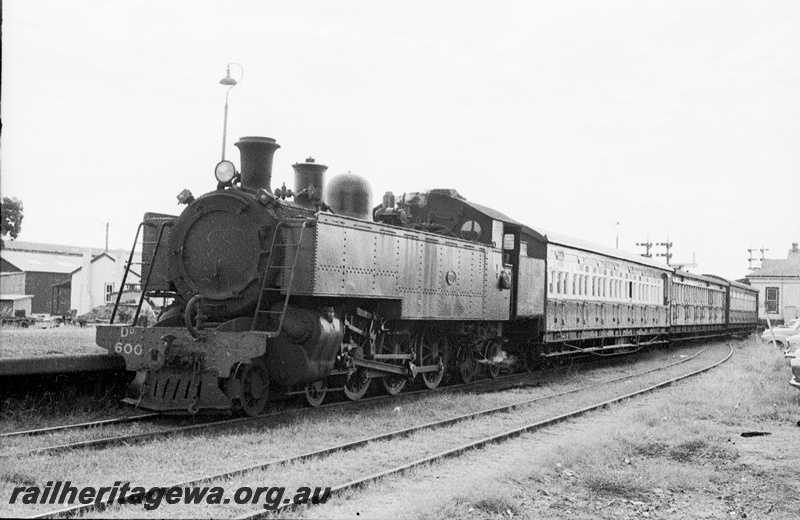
[[97, 134, 759, 416]]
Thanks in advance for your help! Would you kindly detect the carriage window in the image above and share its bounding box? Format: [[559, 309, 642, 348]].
[[503, 234, 515, 250]]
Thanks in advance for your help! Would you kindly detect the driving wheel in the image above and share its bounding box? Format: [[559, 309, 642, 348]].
[[343, 368, 371, 401], [418, 331, 446, 390], [458, 346, 477, 383], [381, 332, 409, 395]]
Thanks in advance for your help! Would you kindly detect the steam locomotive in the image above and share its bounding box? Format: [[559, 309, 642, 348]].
[[97, 135, 759, 415]]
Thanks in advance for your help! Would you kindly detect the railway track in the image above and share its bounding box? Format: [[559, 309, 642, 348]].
[[23, 342, 727, 519], [1, 347, 641, 458], [0, 414, 159, 439], [245, 343, 733, 519]]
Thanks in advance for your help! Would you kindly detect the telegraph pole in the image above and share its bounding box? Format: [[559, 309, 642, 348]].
[[748, 246, 769, 269], [656, 239, 673, 265], [636, 239, 653, 258]]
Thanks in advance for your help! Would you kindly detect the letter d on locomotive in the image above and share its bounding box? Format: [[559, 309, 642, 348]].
[[96, 325, 150, 371]]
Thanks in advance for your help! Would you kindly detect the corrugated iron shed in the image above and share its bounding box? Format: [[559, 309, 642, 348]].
[[0, 250, 83, 274]]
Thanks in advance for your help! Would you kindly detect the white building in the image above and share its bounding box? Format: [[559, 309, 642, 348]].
[[70, 252, 141, 316], [746, 243, 800, 325]]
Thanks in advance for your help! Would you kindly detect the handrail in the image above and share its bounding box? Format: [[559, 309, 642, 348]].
[[133, 220, 174, 325], [110, 222, 144, 324]]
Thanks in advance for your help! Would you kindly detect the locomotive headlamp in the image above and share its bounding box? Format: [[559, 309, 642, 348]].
[[215, 160, 237, 184]]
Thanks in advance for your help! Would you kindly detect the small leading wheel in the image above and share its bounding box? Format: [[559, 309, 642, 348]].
[[235, 360, 269, 416], [418, 332, 446, 390], [458, 346, 477, 383], [304, 380, 326, 407], [343, 368, 371, 401], [486, 341, 502, 379]]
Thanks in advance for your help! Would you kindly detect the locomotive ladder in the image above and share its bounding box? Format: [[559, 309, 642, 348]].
[[251, 218, 313, 335]]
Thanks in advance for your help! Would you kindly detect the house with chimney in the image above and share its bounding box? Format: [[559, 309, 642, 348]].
[[746, 242, 800, 325]]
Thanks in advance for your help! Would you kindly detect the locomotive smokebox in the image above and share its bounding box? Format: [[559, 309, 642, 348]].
[[326, 172, 373, 221], [235, 136, 280, 192], [292, 157, 328, 209]]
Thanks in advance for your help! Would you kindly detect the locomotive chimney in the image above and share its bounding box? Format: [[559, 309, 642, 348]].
[[292, 157, 328, 209], [234, 136, 280, 192]]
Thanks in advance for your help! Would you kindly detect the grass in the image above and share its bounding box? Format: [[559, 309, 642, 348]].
[[0, 326, 105, 358], [0, 325, 131, 433], [0, 371, 131, 434]]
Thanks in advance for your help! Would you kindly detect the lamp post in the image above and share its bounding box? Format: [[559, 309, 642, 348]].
[[219, 63, 243, 161]]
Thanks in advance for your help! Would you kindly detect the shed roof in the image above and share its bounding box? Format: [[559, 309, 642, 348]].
[[0, 250, 83, 274], [747, 257, 800, 278], [1, 240, 127, 257], [0, 294, 34, 302]]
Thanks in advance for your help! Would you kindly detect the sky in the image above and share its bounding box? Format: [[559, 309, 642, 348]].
[[1, 0, 798, 280]]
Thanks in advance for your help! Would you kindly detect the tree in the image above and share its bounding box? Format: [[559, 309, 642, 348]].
[[1, 197, 24, 247]]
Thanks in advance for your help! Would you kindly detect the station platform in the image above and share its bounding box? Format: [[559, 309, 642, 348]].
[[0, 354, 125, 377]]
